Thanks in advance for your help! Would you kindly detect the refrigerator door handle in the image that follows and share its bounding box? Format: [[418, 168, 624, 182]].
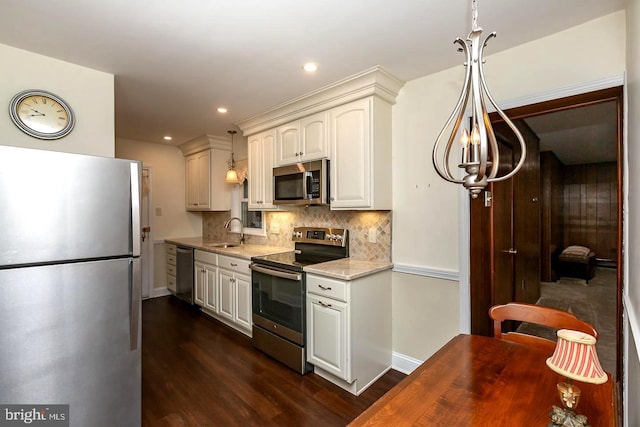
[[129, 258, 141, 351], [130, 162, 141, 257]]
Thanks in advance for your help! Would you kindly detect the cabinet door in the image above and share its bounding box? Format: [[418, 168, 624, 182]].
[[329, 98, 371, 208], [196, 150, 211, 208], [218, 268, 234, 322], [203, 264, 218, 313], [185, 153, 200, 209], [307, 295, 349, 381], [234, 273, 252, 332], [248, 134, 263, 209], [276, 123, 300, 165], [299, 112, 328, 162], [248, 131, 276, 210], [261, 132, 275, 207], [194, 261, 206, 306]]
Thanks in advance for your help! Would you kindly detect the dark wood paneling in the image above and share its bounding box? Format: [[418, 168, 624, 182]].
[[540, 151, 564, 281], [562, 162, 617, 263]]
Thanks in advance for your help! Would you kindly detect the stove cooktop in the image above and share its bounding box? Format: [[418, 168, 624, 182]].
[[251, 227, 349, 272]]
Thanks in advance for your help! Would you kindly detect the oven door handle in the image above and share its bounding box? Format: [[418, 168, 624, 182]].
[[250, 263, 302, 281]]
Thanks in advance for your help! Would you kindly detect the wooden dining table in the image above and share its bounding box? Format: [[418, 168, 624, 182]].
[[349, 334, 617, 426]]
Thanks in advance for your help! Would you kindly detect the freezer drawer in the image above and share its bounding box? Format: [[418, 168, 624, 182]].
[[0, 258, 141, 427]]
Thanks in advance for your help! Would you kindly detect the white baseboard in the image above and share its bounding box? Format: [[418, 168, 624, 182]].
[[150, 288, 172, 298], [392, 352, 423, 375]]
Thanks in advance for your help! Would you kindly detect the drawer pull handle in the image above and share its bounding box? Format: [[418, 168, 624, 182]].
[[231, 263, 238, 267], [318, 285, 332, 291], [319, 301, 332, 308]]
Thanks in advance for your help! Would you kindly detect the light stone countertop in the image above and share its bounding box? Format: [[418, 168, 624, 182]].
[[164, 237, 292, 260], [303, 258, 393, 281]]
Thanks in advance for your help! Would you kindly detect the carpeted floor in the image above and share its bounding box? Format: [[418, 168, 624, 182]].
[[517, 267, 617, 377]]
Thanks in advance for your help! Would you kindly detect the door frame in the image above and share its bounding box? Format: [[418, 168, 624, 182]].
[[459, 76, 625, 370], [141, 166, 154, 299]]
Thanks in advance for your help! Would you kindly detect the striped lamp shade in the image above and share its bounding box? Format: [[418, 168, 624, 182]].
[[546, 329, 608, 384]]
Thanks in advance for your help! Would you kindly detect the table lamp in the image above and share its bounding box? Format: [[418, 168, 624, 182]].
[[545, 329, 608, 427]]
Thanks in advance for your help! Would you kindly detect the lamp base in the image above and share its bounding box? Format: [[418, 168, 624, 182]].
[[548, 405, 590, 427]]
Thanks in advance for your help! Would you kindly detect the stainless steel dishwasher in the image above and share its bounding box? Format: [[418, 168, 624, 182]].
[[175, 246, 194, 304]]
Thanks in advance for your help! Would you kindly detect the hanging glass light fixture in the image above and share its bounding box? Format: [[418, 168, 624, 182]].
[[432, 0, 526, 198], [225, 130, 240, 184]]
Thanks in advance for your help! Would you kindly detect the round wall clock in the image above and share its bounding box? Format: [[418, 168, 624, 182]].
[[9, 89, 75, 140]]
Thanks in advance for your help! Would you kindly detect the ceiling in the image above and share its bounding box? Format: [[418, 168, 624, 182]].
[[0, 0, 625, 146], [525, 102, 618, 165]]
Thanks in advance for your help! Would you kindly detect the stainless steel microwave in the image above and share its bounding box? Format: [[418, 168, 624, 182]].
[[272, 159, 329, 205]]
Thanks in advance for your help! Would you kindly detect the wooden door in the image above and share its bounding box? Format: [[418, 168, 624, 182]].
[[470, 120, 540, 336]]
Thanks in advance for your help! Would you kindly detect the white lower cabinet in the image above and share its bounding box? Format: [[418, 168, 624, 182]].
[[194, 251, 217, 310], [166, 244, 177, 293], [195, 250, 252, 337], [307, 295, 348, 379], [306, 270, 392, 396]]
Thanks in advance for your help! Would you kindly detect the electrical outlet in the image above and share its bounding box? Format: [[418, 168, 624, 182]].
[[155, 207, 162, 216], [270, 223, 280, 234], [368, 227, 377, 243]]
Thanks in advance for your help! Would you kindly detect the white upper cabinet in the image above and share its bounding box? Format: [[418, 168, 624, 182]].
[[237, 66, 404, 211], [275, 111, 328, 166], [248, 129, 277, 210], [329, 97, 392, 210], [180, 135, 232, 211]]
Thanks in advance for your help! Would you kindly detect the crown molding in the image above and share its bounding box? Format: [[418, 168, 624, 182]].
[[236, 65, 405, 136], [178, 134, 232, 156]]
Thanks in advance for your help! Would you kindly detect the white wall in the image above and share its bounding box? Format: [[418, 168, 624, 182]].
[[392, 11, 626, 361], [0, 43, 114, 157], [625, 0, 640, 425], [116, 138, 202, 290]]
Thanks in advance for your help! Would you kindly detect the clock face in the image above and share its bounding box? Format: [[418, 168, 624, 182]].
[[9, 90, 75, 140]]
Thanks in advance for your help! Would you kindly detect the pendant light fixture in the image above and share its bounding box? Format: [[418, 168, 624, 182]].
[[432, 0, 526, 198], [225, 130, 240, 184]]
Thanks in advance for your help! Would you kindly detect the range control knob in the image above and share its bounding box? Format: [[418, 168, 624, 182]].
[[292, 231, 303, 238], [327, 234, 335, 241]]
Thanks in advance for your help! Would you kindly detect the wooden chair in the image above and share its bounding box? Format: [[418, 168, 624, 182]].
[[488, 302, 599, 353]]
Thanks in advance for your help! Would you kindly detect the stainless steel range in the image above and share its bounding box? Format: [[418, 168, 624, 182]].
[[250, 226, 348, 374]]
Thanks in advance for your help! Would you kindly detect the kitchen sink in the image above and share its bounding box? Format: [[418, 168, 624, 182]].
[[205, 243, 238, 248]]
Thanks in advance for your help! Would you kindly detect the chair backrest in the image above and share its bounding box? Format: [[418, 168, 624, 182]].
[[488, 302, 599, 353]]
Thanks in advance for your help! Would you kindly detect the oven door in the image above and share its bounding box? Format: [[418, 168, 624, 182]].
[[250, 263, 305, 345]]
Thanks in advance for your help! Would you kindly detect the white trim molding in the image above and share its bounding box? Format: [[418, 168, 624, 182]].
[[490, 74, 625, 113], [393, 263, 459, 282], [236, 66, 405, 136], [625, 293, 640, 361], [392, 352, 423, 375], [150, 288, 172, 299]]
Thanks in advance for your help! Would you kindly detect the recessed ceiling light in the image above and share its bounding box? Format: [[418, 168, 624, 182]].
[[163, 136, 172, 141], [217, 107, 228, 113], [303, 62, 318, 72]]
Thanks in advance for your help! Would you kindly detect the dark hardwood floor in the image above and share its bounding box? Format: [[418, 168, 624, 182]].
[[142, 296, 406, 426]]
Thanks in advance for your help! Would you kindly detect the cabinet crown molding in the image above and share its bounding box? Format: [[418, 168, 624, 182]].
[[179, 134, 232, 156], [236, 65, 405, 136]]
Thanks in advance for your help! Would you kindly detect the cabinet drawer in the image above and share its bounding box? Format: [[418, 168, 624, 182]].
[[166, 244, 177, 255], [167, 254, 176, 266], [307, 275, 347, 302], [167, 264, 177, 277], [218, 255, 251, 274], [195, 249, 217, 265], [167, 274, 176, 292]]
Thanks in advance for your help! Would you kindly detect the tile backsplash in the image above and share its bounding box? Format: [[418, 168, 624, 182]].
[[203, 207, 391, 261]]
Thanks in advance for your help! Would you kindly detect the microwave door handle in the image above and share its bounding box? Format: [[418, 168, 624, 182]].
[[304, 172, 312, 199]]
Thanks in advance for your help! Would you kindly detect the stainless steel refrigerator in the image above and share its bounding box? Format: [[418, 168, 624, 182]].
[[0, 145, 142, 427]]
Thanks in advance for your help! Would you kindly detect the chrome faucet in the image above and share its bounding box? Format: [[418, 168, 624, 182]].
[[224, 217, 244, 244]]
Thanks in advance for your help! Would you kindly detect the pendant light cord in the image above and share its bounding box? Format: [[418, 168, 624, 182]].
[[471, 0, 478, 31]]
